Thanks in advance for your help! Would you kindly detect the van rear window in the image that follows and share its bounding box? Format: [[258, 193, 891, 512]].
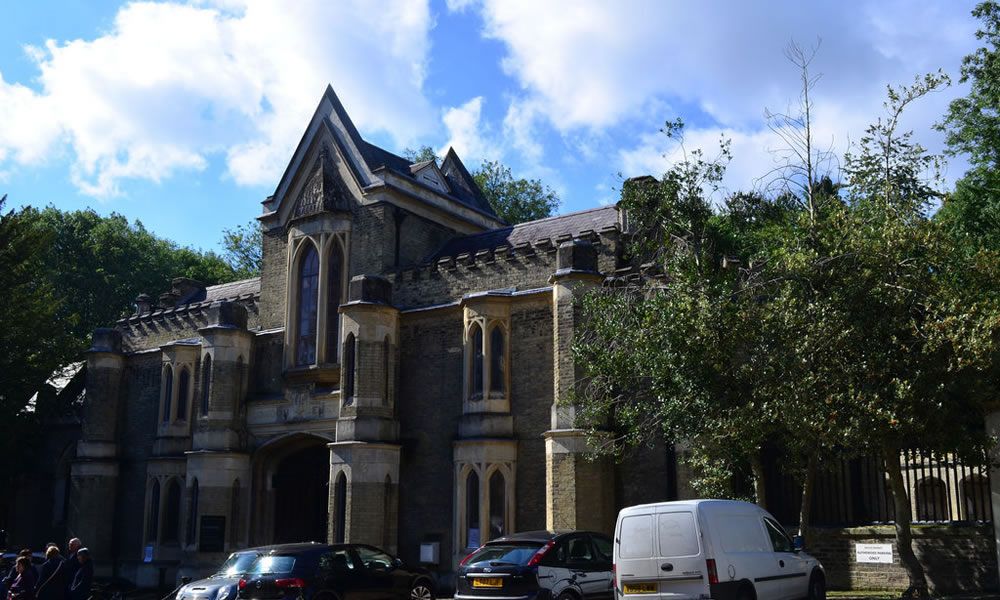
[[657, 512, 699, 557], [619, 515, 653, 558]]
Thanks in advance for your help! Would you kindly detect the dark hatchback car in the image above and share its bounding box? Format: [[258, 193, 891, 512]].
[[237, 543, 435, 600], [456, 531, 614, 600]]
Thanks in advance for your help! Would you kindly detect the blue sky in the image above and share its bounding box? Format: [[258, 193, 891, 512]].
[[0, 0, 982, 252]]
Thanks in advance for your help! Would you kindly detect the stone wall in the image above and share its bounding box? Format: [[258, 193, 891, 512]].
[[807, 524, 997, 593]]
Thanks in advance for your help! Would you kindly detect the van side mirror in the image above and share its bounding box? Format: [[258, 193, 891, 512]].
[[791, 536, 804, 552]]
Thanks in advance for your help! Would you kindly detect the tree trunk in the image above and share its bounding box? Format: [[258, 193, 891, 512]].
[[798, 455, 817, 544], [883, 446, 929, 600], [750, 450, 768, 510]]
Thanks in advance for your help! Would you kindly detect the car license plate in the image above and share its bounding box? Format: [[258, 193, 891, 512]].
[[472, 578, 503, 589], [623, 583, 657, 594]]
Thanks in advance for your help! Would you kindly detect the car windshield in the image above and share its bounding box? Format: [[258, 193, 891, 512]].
[[215, 552, 259, 577], [249, 555, 296, 575], [465, 543, 543, 566]]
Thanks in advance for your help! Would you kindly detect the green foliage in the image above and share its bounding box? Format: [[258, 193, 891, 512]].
[[937, 2, 1000, 252], [402, 145, 440, 163], [221, 220, 263, 278], [0, 202, 242, 487], [472, 160, 560, 224]]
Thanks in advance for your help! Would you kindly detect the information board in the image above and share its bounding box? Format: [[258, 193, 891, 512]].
[[855, 543, 893, 564], [200, 515, 226, 553]]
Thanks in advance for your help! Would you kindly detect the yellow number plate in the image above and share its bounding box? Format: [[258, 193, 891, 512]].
[[472, 578, 503, 589], [623, 583, 658, 594]]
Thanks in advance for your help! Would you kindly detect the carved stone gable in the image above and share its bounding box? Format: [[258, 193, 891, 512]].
[[293, 145, 351, 219]]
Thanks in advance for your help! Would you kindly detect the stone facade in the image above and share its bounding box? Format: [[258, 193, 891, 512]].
[[9, 86, 646, 586], [10, 84, 997, 595]]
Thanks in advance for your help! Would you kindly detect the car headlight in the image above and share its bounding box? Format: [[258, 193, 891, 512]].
[[217, 587, 233, 600]]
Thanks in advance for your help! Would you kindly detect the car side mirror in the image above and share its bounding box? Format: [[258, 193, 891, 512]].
[[392, 558, 403, 569], [791, 536, 804, 552]]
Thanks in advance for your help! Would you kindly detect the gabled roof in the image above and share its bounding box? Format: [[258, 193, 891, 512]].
[[265, 85, 498, 222], [431, 205, 619, 260], [178, 277, 261, 305]]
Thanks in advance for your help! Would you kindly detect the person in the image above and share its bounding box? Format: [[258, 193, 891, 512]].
[[8, 556, 37, 600], [66, 550, 91, 600], [60, 541, 80, 597], [35, 547, 65, 600], [3, 551, 34, 592]]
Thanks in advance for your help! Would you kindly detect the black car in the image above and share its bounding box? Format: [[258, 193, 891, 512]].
[[456, 531, 614, 600], [237, 543, 435, 600]]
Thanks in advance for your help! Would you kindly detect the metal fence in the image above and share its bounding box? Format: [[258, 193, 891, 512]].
[[763, 448, 993, 527]]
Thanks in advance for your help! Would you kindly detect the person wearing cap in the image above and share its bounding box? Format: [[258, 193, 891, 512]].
[[67, 549, 91, 600]]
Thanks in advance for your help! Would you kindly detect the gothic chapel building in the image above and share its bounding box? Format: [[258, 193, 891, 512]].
[[17, 87, 676, 585]]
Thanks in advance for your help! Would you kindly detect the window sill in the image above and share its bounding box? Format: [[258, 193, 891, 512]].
[[284, 363, 341, 385]]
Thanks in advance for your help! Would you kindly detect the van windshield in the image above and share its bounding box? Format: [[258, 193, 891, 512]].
[[657, 512, 699, 557]]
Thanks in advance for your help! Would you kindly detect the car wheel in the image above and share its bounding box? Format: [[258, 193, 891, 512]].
[[409, 581, 434, 600], [807, 573, 826, 600], [556, 591, 578, 600]]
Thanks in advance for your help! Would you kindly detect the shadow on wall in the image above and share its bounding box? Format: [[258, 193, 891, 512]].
[[804, 524, 997, 593]]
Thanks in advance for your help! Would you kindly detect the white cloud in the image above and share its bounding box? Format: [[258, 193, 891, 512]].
[[0, 0, 435, 197], [456, 0, 979, 193], [440, 96, 502, 163]]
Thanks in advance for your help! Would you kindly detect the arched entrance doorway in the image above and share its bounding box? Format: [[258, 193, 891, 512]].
[[273, 444, 329, 543], [250, 433, 332, 546]]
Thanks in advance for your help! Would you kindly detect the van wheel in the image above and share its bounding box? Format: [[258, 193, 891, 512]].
[[737, 583, 756, 600], [807, 573, 826, 600]]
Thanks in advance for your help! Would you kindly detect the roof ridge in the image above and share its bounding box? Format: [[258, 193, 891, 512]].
[[206, 276, 261, 290]]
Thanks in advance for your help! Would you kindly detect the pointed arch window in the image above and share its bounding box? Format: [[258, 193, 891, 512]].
[[489, 326, 505, 394], [187, 478, 199, 545], [200, 355, 212, 416], [383, 475, 392, 549], [334, 472, 348, 544], [326, 243, 344, 363], [488, 470, 506, 540], [230, 479, 241, 547], [163, 479, 182, 543], [343, 333, 356, 403], [465, 470, 480, 549], [147, 479, 161, 542], [162, 365, 173, 423], [383, 336, 391, 405], [470, 324, 484, 398], [177, 368, 190, 421], [296, 244, 320, 366]]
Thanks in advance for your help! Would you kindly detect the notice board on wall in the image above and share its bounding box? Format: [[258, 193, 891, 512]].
[[200, 516, 226, 553]]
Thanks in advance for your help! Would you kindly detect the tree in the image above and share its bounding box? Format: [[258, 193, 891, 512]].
[[937, 1, 1000, 251], [221, 220, 263, 278], [473, 160, 559, 224], [402, 145, 440, 163]]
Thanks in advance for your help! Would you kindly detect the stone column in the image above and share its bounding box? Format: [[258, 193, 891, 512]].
[[328, 442, 401, 553], [69, 328, 125, 573], [179, 451, 250, 580], [544, 240, 615, 534], [332, 275, 401, 552], [194, 301, 253, 451]]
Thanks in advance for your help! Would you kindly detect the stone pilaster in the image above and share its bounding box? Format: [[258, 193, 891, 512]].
[[179, 451, 250, 580], [332, 276, 401, 552], [544, 240, 614, 533], [69, 328, 125, 573], [195, 301, 253, 451], [328, 442, 400, 553]]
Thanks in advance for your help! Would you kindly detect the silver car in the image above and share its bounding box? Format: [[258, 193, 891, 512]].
[[177, 550, 262, 600]]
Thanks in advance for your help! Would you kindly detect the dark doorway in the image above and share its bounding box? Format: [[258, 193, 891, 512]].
[[273, 444, 329, 543]]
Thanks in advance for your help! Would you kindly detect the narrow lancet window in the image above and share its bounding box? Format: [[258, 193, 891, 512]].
[[296, 244, 320, 366]]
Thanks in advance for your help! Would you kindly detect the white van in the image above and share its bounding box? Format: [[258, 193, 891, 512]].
[[614, 500, 824, 600]]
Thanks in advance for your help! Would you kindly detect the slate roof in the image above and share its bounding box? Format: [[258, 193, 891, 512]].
[[180, 277, 261, 305], [431, 205, 619, 260]]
